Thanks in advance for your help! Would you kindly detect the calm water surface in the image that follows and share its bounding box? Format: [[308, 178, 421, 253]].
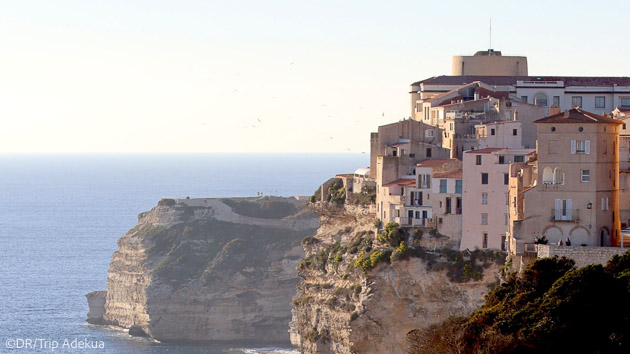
[[0, 154, 367, 353]]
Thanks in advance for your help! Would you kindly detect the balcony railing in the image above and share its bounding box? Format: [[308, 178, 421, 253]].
[[551, 209, 579, 222]]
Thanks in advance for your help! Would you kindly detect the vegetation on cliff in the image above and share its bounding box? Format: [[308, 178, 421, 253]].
[[407, 251, 630, 353]]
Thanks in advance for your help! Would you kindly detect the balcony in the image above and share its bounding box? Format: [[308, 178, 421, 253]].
[[551, 209, 579, 222]]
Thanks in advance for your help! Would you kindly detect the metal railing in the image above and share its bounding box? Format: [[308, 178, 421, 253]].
[[551, 209, 579, 222]]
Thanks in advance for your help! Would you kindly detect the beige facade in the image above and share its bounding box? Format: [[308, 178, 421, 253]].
[[452, 49, 528, 76], [461, 148, 535, 251], [372, 120, 451, 224], [507, 109, 625, 271]]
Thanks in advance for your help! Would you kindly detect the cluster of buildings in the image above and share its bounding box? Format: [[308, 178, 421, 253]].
[[362, 49, 630, 269]]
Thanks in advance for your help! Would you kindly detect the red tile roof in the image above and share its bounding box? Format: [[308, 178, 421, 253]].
[[464, 148, 504, 154], [433, 169, 462, 179], [383, 178, 416, 187], [416, 159, 456, 167], [533, 108, 622, 125], [412, 75, 630, 87]]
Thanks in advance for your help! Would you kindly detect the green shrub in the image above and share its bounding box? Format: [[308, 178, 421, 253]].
[[373, 218, 382, 229]]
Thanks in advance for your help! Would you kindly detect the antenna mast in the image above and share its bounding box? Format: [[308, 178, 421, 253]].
[[489, 18, 492, 50]]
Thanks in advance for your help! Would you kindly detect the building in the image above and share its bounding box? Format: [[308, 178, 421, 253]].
[[460, 148, 535, 251], [507, 109, 624, 270], [373, 119, 450, 224], [411, 76, 630, 118], [452, 49, 528, 76]]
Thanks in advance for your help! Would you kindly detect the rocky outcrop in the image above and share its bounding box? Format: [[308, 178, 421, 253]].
[[291, 204, 503, 353], [96, 197, 319, 343], [86, 291, 106, 324]]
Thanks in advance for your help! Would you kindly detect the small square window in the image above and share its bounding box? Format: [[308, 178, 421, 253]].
[[581, 170, 590, 183], [521, 96, 528, 103], [553, 96, 560, 106], [481, 213, 488, 225], [621, 97, 630, 107], [512, 129, 518, 136], [481, 173, 488, 185], [595, 96, 606, 108], [572, 96, 582, 107], [490, 128, 496, 136]]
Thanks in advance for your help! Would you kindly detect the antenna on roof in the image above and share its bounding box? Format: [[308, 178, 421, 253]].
[[489, 18, 492, 50]]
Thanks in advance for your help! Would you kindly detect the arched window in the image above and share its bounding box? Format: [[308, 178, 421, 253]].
[[553, 167, 564, 185], [543, 167, 553, 184], [534, 93, 548, 107]]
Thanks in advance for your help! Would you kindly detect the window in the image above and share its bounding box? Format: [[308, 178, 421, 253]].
[[456, 197, 462, 214], [602, 197, 609, 211], [514, 155, 524, 163], [595, 96, 606, 108], [482, 193, 488, 205], [445, 197, 451, 214], [440, 179, 447, 193], [505, 193, 509, 205], [392, 150, 397, 157], [621, 97, 630, 107], [491, 128, 496, 136], [481, 213, 488, 225], [554, 199, 573, 221], [476, 155, 482, 165], [512, 129, 518, 136], [426, 148, 432, 158], [505, 213, 509, 226], [504, 173, 509, 185], [481, 173, 488, 184], [543, 167, 553, 184], [553, 96, 560, 106], [581, 169, 590, 183], [421, 175, 431, 189], [425, 129, 435, 138], [553, 167, 564, 185], [521, 96, 528, 103], [415, 211, 420, 219], [499, 155, 505, 164], [455, 180, 462, 194], [534, 93, 548, 107], [572, 96, 582, 107], [571, 139, 590, 154], [482, 233, 488, 248], [603, 140, 608, 155]]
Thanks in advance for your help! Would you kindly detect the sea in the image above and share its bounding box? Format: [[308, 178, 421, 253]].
[[0, 153, 368, 353]]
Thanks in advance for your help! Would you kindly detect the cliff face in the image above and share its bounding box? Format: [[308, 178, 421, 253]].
[[97, 197, 319, 343], [291, 204, 502, 354]]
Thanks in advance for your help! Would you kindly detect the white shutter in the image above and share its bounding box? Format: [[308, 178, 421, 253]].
[[566, 199, 572, 220], [555, 199, 562, 220], [585, 140, 591, 154], [571, 140, 576, 154]]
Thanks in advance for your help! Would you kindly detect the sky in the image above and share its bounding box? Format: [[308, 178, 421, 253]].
[[1, 0, 629, 153]]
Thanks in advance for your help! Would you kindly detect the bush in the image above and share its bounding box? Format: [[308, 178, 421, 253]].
[[373, 218, 382, 229], [158, 198, 176, 207], [391, 241, 409, 262], [377, 222, 405, 247], [408, 251, 630, 353]]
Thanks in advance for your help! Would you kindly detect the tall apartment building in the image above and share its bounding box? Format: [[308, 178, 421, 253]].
[[507, 109, 623, 270], [460, 148, 535, 251]]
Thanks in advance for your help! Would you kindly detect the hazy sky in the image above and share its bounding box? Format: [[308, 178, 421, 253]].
[[1, 0, 629, 153]]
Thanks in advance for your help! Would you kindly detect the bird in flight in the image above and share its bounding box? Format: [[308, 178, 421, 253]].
[[257, 118, 262, 123]]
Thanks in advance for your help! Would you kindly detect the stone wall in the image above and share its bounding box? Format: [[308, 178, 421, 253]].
[[536, 244, 627, 268]]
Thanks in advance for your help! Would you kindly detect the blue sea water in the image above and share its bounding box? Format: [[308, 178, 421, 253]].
[[0, 154, 368, 353]]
